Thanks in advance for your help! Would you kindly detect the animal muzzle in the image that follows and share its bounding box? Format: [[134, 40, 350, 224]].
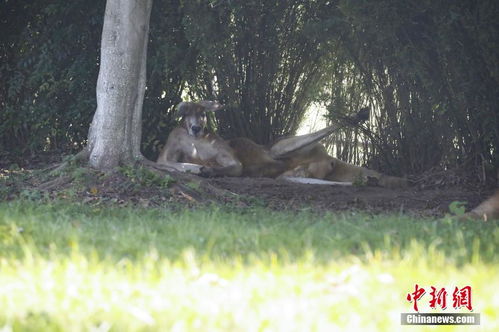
[[191, 125, 202, 136]]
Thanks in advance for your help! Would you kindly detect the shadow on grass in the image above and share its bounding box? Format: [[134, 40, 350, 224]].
[[0, 200, 497, 265]]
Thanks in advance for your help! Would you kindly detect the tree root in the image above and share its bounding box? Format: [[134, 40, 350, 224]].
[[47, 148, 91, 174], [139, 159, 239, 203], [36, 149, 239, 205], [38, 176, 73, 190]]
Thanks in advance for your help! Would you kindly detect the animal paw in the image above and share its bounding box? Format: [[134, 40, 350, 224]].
[[199, 166, 217, 177], [182, 164, 204, 174]]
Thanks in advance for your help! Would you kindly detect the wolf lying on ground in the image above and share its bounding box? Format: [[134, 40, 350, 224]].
[[157, 101, 408, 188]]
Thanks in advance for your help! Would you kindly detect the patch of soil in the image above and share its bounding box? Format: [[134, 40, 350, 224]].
[[207, 177, 492, 217], [1, 156, 493, 217], [0, 150, 69, 170]]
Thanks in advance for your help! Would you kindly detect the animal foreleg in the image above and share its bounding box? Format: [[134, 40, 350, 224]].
[[156, 161, 204, 174], [199, 154, 242, 177]]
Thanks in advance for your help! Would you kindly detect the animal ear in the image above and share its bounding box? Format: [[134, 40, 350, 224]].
[[198, 100, 224, 112], [176, 102, 189, 118]]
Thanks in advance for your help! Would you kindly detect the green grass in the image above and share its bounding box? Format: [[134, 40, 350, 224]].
[[0, 200, 498, 331]]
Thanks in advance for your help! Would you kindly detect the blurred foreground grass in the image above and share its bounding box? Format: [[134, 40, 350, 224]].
[[0, 200, 498, 331]]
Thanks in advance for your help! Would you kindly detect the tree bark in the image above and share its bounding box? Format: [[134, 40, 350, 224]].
[[87, 0, 153, 169]]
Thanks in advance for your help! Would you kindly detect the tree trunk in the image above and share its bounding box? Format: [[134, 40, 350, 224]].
[[87, 0, 153, 169]]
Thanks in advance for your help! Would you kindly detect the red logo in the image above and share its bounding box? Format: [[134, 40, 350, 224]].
[[406, 284, 426, 312], [407, 285, 473, 312], [453, 286, 473, 311], [429, 287, 448, 310]]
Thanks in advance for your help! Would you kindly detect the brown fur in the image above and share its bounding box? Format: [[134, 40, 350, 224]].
[[157, 101, 408, 187], [461, 190, 499, 221], [156, 101, 242, 176], [278, 143, 407, 188], [228, 137, 288, 178], [229, 137, 407, 188]]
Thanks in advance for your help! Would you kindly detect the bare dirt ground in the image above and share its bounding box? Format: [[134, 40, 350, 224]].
[[208, 176, 490, 217], [1, 152, 494, 217]]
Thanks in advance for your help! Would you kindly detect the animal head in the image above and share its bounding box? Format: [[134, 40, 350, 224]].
[[176, 101, 224, 138]]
